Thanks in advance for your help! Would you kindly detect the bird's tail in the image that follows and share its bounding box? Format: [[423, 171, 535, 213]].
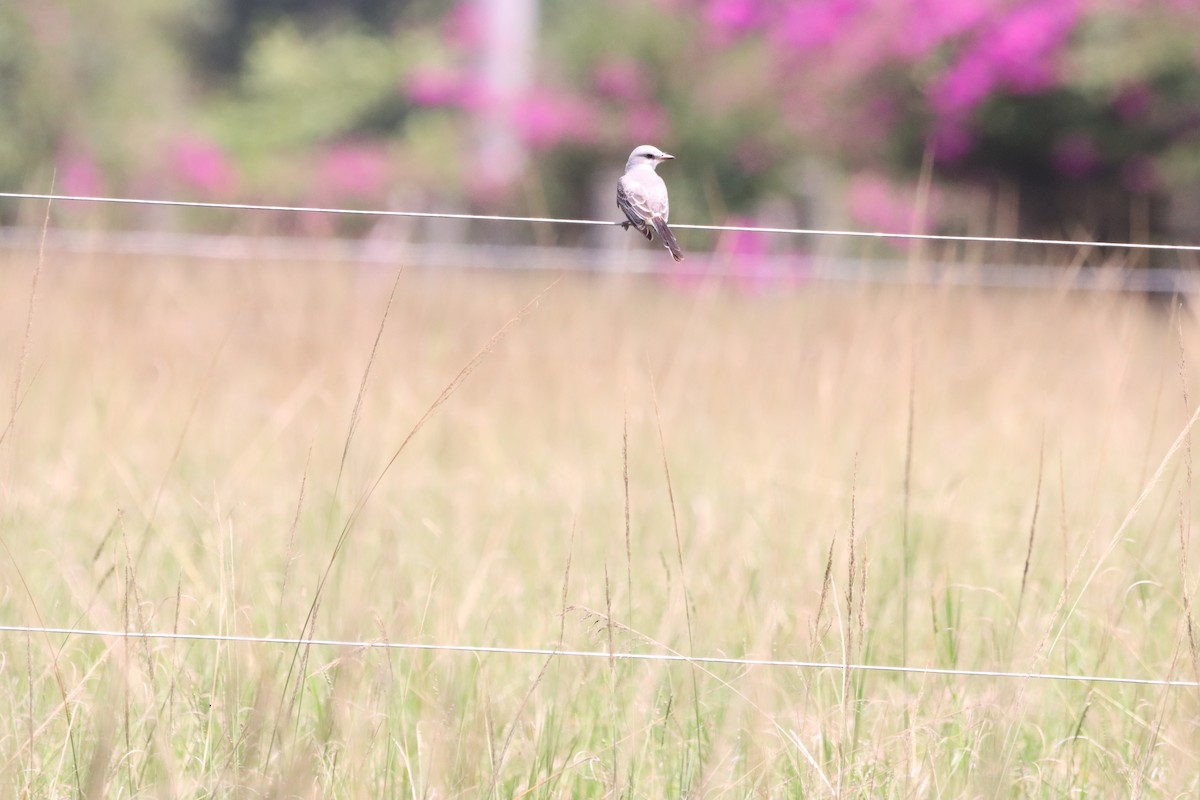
[[654, 220, 684, 262]]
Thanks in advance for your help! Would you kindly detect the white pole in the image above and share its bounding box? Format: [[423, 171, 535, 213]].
[[475, 0, 538, 192]]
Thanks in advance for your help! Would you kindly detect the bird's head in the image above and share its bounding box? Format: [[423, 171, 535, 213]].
[[625, 144, 675, 172]]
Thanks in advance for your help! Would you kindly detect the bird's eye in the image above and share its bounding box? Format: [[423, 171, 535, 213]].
[[644, 153, 654, 158]]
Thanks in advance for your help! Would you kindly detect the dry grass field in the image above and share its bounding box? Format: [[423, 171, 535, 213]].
[[1, 247, 1198, 796]]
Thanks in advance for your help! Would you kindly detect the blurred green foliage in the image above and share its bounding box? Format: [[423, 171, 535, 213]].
[[200, 24, 407, 188], [0, 0, 191, 192]]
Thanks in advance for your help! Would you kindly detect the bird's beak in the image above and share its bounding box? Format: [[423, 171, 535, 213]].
[[659, 153, 675, 160]]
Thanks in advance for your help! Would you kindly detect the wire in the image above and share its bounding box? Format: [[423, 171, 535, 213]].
[[3, 191, 1200, 253], [1, 624, 1194, 688]]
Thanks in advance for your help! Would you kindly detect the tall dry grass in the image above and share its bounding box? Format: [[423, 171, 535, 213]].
[[1, 249, 1198, 796]]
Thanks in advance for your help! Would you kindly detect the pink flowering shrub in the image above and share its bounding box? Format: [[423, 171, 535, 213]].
[[848, 173, 940, 236], [315, 142, 392, 203], [514, 88, 600, 150], [169, 135, 237, 196], [404, 0, 1198, 238], [405, 69, 470, 108], [57, 149, 105, 197]]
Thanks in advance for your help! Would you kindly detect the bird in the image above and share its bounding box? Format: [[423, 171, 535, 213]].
[[617, 144, 684, 262]]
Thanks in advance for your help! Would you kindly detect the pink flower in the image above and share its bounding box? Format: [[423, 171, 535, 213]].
[[514, 88, 599, 149], [624, 103, 670, 143], [443, 2, 483, 49], [929, 0, 1081, 114], [930, 54, 995, 114], [897, 0, 991, 58], [317, 142, 391, 200], [989, 0, 1079, 69], [721, 216, 774, 292], [670, 216, 808, 293], [848, 172, 939, 239], [849, 174, 895, 230], [593, 58, 648, 102], [58, 150, 104, 196], [170, 135, 236, 195], [705, 0, 762, 42], [406, 68, 467, 107], [774, 0, 864, 51]]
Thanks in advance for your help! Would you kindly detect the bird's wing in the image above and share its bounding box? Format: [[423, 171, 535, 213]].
[[617, 177, 649, 233], [618, 169, 669, 226]]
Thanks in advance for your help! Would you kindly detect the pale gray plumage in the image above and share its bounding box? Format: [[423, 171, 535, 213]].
[[617, 144, 683, 262]]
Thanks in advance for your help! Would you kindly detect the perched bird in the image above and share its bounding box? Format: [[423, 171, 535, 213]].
[[617, 144, 683, 262]]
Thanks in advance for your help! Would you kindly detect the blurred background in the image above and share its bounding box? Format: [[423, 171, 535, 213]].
[[3, 0, 1200, 262]]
